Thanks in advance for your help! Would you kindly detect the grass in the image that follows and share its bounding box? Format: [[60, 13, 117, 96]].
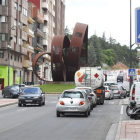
[[37, 84, 76, 92]]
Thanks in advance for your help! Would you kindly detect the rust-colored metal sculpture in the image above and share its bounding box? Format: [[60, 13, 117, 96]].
[[32, 22, 88, 82]]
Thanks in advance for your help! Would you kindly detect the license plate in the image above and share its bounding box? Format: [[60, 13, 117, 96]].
[[25, 100, 32, 102], [66, 107, 77, 110]]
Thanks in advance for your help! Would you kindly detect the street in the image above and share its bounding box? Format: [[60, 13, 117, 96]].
[[0, 74, 132, 140]]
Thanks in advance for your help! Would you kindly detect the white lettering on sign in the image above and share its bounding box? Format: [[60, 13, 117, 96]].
[[138, 34, 140, 38]]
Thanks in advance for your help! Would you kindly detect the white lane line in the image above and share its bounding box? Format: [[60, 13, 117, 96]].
[[120, 105, 124, 114], [108, 102, 114, 104], [17, 108, 27, 111], [50, 101, 57, 103]]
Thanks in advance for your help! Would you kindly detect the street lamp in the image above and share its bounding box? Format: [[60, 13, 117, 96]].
[[7, 25, 15, 87]]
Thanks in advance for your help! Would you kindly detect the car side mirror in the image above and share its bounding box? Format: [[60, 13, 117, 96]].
[[42, 92, 45, 94]]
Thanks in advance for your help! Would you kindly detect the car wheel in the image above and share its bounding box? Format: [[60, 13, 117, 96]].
[[10, 94, 13, 99], [56, 110, 60, 117], [100, 100, 104, 105], [124, 95, 126, 98], [18, 103, 22, 107], [2, 93, 5, 98], [23, 104, 26, 106], [88, 110, 90, 115], [84, 110, 88, 117], [42, 101, 45, 105]]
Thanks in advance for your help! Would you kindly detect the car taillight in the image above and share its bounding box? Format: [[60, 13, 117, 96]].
[[132, 89, 135, 100], [59, 101, 65, 105], [105, 90, 109, 92], [118, 91, 120, 93], [79, 101, 85, 105]]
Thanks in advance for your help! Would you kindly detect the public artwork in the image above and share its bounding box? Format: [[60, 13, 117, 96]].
[[32, 22, 88, 81]]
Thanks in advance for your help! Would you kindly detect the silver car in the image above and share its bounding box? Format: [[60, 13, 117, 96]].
[[56, 89, 91, 117]]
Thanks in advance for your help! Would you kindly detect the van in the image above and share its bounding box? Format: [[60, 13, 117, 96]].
[[130, 82, 140, 104]]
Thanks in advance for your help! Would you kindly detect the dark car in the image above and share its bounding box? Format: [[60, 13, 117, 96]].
[[117, 75, 123, 83], [2, 86, 20, 98], [18, 87, 45, 106]]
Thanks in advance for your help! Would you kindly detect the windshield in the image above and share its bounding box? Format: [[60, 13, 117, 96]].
[[109, 86, 119, 90], [10, 86, 19, 91], [22, 88, 40, 94], [62, 91, 84, 98]]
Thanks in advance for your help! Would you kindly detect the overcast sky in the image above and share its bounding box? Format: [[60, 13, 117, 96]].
[[65, 0, 140, 47]]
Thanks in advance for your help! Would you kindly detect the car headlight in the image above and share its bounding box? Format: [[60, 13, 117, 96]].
[[19, 97, 24, 99], [34, 96, 40, 99]]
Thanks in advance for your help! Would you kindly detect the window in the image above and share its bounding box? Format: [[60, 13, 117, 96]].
[[20, 57, 22, 63], [18, 56, 19, 62], [0, 0, 6, 6], [14, 19, 17, 26], [0, 16, 6, 22], [14, 36, 17, 43], [18, 38, 21, 45], [14, 55, 16, 61], [19, 5, 22, 12], [2, 34, 5, 41], [0, 51, 4, 58], [14, 3, 18, 10], [11, 55, 12, 60], [23, 8, 28, 16]]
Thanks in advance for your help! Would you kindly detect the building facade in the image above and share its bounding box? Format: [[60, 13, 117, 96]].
[[0, 0, 28, 89]]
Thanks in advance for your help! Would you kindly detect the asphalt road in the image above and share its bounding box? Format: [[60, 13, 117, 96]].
[[0, 74, 131, 140]]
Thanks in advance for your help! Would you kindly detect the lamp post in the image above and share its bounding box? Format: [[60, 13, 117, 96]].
[[7, 26, 15, 87]]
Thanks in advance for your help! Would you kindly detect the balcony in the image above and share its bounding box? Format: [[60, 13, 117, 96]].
[[34, 43, 44, 52], [43, 54, 51, 61], [53, 10, 55, 17], [44, 14, 48, 21], [37, 28, 44, 38], [33, 7, 44, 24], [24, 26, 34, 38], [24, 44, 34, 53], [28, 17, 35, 24], [21, 30, 27, 41], [43, 39, 48, 46], [21, 46, 27, 55], [19, 13, 27, 25], [23, 60, 32, 68], [53, 22, 55, 28], [14, 43, 20, 53], [43, 26, 48, 33], [42, 2, 48, 9]]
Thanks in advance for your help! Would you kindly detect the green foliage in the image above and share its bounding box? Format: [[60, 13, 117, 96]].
[[88, 32, 139, 68]]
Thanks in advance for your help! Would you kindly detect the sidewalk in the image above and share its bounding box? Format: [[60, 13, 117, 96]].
[[115, 120, 140, 140], [0, 99, 18, 108]]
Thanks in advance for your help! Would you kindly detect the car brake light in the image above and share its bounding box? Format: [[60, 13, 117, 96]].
[[105, 90, 109, 92], [80, 101, 85, 105], [96, 89, 102, 93], [59, 101, 65, 105], [132, 89, 135, 100], [118, 91, 120, 93]]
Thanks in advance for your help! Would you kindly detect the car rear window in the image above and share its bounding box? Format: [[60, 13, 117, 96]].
[[62, 91, 84, 98], [22, 88, 39, 94], [109, 86, 119, 90]]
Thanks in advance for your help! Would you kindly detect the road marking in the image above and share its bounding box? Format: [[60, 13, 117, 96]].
[[17, 108, 27, 111], [120, 105, 123, 114], [108, 102, 114, 104], [50, 101, 57, 103]]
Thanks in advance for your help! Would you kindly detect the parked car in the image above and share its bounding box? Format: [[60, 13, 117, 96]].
[[18, 87, 45, 106], [108, 72, 113, 76], [104, 82, 118, 86], [105, 86, 114, 100], [130, 82, 140, 104], [117, 75, 123, 83], [75, 87, 97, 109], [12, 84, 28, 90], [109, 85, 127, 98], [2, 86, 20, 98], [56, 89, 91, 117]]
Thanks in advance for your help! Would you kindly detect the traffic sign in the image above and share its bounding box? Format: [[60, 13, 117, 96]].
[[128, 69, 136, 76], [135, 8, 140, 44]]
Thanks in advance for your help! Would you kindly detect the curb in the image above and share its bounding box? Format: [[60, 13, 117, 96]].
[[0, 101, 18, 108], [45, 92, 61, 94], [115, 121, 122, 140]]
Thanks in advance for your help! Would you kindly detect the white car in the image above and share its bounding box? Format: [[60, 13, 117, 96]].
[[75, 87, 97, 108], [105, 86, 114, 100]]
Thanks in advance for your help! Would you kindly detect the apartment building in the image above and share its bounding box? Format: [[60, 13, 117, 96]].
[[54, 0, 65, 35], [0, 0, 28, 90]]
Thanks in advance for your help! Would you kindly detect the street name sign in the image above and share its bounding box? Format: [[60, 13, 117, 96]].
[[135, 8, 140, 44], [128, 69, 136, 76]]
